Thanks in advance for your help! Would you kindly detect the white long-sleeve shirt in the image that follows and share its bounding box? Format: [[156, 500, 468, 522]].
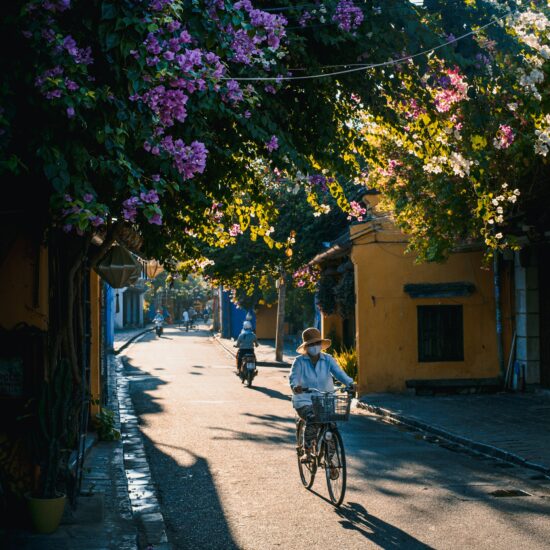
[[289, 352, 353, 408]]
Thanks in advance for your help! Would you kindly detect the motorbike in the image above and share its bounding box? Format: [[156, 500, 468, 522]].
[[154, 319, 163, 337], [239, 351, 257, 387]]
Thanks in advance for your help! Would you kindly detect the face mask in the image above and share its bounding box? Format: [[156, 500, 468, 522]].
[[307, 344, 322, 356]]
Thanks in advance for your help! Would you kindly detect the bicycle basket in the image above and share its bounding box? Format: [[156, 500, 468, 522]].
[[311, 393, 351, 422]]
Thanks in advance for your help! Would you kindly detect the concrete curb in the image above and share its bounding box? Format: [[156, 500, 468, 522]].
[[213, 335, 291, 367], [115, 355, 172, 549], [114, 328, 154, 355], [357, 400, 550, 476]]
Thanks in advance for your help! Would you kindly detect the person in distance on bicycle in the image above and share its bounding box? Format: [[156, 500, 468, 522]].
[[233, 320, 259, 375], [290, 328, 356, 454]]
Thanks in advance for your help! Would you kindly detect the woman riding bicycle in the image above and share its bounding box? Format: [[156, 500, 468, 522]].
[[289, 328, 356, 456]]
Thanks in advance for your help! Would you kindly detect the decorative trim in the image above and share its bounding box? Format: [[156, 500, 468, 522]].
[[404, 282, 475, 298]]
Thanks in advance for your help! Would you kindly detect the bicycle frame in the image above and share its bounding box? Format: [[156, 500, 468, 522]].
[[296, 387, 351, 506]]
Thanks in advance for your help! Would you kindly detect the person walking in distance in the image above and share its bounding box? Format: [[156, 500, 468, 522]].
[[182, 309, 190, 332]]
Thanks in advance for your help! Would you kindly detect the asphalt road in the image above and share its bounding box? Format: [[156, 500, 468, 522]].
[[122, 327, 550, 550]]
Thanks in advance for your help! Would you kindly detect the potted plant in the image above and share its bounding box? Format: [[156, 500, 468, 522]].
[[25, 361, 74, 534]]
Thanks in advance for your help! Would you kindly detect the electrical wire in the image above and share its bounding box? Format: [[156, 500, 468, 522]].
[[221, 9, 511, 82]]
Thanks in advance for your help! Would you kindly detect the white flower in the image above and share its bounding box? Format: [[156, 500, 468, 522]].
[[496, 232, 503, 240], [449, 152, 473, 177], [497, 206, 504, 214], [488, 218, 495, 224], [492, 198, 499, 206]]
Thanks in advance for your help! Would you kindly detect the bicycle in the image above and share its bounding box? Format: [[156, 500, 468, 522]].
[[295, 387, 353, 507]]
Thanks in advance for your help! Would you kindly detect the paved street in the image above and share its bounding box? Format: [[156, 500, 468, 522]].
[[122, 327, 550, 550]]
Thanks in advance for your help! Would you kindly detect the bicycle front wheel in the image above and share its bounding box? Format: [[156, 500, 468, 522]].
[[324, 429, 346, 507], [297, 420, 316, 489]]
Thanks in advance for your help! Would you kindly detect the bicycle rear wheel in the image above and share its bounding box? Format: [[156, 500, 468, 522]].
[[324, 429, 346, 507], [296, 420, 316, 488]]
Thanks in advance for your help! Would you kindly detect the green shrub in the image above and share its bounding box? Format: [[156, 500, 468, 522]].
[[94, 408, 121, 442], [333, 347, 358, 382]]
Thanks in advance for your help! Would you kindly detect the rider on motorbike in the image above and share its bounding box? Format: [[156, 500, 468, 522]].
[[234, 321, 259, 376]]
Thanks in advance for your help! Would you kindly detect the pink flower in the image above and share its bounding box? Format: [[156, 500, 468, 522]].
[[494, 124, 515, 150], [229, 223, 243, 237], [347, 200, 367, 221]]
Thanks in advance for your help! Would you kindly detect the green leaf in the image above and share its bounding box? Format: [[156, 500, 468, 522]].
[[101, 2, 117, 20]]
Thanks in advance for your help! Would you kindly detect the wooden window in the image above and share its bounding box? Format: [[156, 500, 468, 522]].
[[417, 305, 464, 362]]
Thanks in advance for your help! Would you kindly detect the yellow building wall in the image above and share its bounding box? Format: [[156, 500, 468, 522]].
[[0, 237, 48, 331], [352, 234, 499, 394], [321, 313, 344, 348], [255, 304, 277, 339]]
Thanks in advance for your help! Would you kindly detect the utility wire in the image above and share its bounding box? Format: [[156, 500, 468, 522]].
[[221, 9, 511, 81]]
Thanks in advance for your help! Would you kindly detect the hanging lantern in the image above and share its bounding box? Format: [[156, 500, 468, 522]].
[[126, 262, 142, 286], [94, 245, 141, 288], [146, 259, 163, 279]]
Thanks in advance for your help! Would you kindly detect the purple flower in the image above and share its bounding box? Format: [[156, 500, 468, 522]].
[[122, 196, 141, 222], [152, 174, 161, 182], [66, 106, 75, 118], [149, 213, 163, 225], [226, 80, 243, 102], [90, 215, 105, 227], [160, 136, 208, 178], [140, 189, 160, 204], [333, 0, 364, 33], [266, 135, 279, 152], [64, 194, 73, 202], [65, 79, 79, 91], [63, 224, 73, 233], [83, 193, 94, 203]]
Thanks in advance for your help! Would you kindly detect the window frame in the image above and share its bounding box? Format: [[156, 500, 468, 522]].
[[417, 304, 464, 363]]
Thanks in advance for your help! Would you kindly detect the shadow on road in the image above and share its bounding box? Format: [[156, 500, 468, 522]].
[[121, 356, 167, 419], [336, 502, 435, 549], [247, 384, 291, 401], [141, 434, 239, 550], [124, 354, 238, 549]]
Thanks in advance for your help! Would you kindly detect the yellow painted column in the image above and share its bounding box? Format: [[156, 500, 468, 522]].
[[89, 271, 101, 418]]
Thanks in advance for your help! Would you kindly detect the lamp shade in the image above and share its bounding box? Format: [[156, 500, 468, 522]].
[[94, 245, 141, 288]]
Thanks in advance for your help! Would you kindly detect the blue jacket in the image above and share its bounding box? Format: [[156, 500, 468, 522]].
[[235, 330, 258, 349]]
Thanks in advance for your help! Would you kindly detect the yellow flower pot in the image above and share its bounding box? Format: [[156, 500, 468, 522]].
[[25, 492, 66, 534]]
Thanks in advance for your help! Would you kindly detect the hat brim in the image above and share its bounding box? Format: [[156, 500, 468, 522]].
[[296, 338, 332, 354]]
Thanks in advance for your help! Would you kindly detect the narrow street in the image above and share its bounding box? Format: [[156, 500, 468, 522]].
[[122, 327, 550, 550]]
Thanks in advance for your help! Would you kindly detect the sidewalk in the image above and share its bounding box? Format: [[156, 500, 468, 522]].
[[216, 335, 299, 365], [5, 355, 138, 550], [359, 391, 550, 475]]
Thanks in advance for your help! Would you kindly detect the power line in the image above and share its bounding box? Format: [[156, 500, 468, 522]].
[[221, 9, 511, 82]]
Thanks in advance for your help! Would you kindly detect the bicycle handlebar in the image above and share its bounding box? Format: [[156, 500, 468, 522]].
[[300, 386, 354, 394]]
